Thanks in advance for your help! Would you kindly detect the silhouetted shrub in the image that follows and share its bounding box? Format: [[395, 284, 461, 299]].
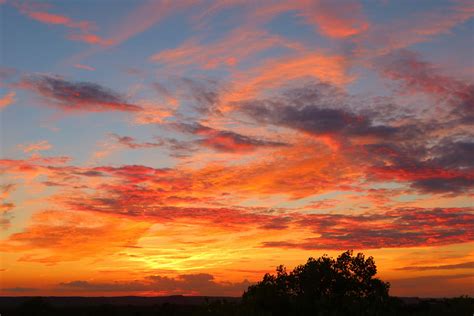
[[242, 250, 391, 315]]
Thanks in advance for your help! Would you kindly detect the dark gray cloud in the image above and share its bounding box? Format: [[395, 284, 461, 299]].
[[1, 287, 38, 292], [176, 123, 287, 153], [21, 74, 142, 112], [59, 273, 251, 296], [411, 177, 473, 194], [109, 133, 163, 149], [237, 83, 420, 141], [362, 140, 474, 194], [429, 140, 474, 170], [179, 77, 221, 114]]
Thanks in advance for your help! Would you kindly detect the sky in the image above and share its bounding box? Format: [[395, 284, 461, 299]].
[[0, 0, 473, 298]]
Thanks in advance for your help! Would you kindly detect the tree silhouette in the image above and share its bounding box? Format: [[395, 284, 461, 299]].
[[242, 250, 390, 315]]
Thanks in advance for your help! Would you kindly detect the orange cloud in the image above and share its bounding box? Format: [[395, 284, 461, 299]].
[[151, 28, 302, 69], [2, 210, 151, 264], [0, 184, 15, 230], [298, 0, 369, 38], [195, 0, 369, 39], [220, 53, 351, 111]]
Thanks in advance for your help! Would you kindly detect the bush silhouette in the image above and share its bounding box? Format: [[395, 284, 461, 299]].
[[242, 250, 390, 315]]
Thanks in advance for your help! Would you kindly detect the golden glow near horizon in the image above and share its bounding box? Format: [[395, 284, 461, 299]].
[[1, 0, 473, 297]]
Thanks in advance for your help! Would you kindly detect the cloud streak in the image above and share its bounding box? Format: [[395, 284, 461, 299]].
[[59, 273, 250, 296], [21, 75, 142, 112]]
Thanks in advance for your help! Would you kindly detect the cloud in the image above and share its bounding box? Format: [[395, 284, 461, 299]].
[[366, 141, 474, 194], [237, 82, 415, 140], [150, 28, 301, 70], [356, 1, 474, 55], [101, 0, 197, 48], [109, 133, 163, 149], [429, 140, 474, 170], [73, 64, 96, 71], [133, 108, 174, 124], [411, 177, 473, 194], [65, 0, 198, 64], [374, 49, 474, 133], [1, 154, 473, 258], [13, 1, 107, 45], [0, 184, 16, 230], [1, 287, 38, 293], [21, 10, 90, 30], [0, 91, 15, 109], [300, 0, 369, 38], [396, 261, 474, 271], [236, 82, 472, 194], [177, 123, 287, 153], [21, 74, 142, 112], [376, 50, 474, 114], [152, 82, 178, 107], [178, 77, 221, 114], [18, 140, 52, 153], [220, 53, 350, 110], [3, 210, 151, 264], [261, 208, 474, 249], [195, 0, 369, 39], [66, 33, 110, 45], [0, 205, 14, 230], [0, 137, 361, 207], [59, 273, 251, 296], [241, 102, 399, 139]]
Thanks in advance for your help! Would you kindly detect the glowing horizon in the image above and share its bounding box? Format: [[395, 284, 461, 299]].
[[0, 0, 473, 298]]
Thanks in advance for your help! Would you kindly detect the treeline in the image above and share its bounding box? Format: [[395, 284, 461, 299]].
[[4, 295, 473, 316]]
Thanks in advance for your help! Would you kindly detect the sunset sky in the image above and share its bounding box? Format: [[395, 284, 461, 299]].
[[0, 0, 473, 298]]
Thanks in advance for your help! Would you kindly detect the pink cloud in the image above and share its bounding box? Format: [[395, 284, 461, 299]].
[[0, 91, 15, 109], [18, 140, 52, 153], [14, 2, 106, 45], [73, 64, 96, 71]]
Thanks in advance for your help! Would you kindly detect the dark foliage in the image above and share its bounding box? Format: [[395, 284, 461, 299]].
[[241, 250, 391, 315]]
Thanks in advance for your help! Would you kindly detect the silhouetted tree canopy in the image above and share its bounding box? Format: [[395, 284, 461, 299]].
[[242, 250, 390, 315]]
